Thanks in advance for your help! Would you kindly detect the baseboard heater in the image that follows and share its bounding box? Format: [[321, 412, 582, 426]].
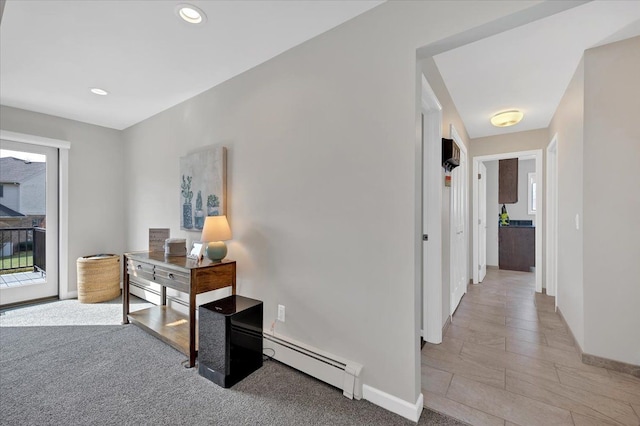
[[263, 331, 363, 400]]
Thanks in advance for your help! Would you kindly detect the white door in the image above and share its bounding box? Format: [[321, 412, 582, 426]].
[[450, 141, 467, 314], [478, 162, 487, 282], [0, 140, 59, 305]]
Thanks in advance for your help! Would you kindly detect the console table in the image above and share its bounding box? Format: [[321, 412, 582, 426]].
[[122, 252, 236, 367]]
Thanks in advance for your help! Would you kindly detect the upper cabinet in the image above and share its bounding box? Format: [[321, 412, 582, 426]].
[[499, 158, 518, 204]]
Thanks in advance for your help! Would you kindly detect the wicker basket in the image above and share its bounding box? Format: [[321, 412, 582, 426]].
[[77, 254, 120, 303]]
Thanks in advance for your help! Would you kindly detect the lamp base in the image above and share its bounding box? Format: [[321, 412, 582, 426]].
[[206, 241, 227, 262]]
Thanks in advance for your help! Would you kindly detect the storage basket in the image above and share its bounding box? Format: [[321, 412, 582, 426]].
[[77, 254, 120, 303]]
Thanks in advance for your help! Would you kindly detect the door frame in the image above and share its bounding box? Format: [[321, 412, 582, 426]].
[[0, 130, 71, 299], [420, 75, 443, 344], [546, 135, 558, 301], [449, 124, 468, 315], [478, 162, 487, 282], [472, 149, 543, 293]]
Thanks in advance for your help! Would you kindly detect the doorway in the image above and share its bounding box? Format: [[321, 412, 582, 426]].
[[546, 135, 558, 302], [420, 75, 443, 344], [0, 131, 69, 306], [472, 150, 543, 292], [449, 124, 468, 315]]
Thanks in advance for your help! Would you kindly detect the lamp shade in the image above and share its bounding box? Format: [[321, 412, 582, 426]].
[[201, 215, 232, 242]]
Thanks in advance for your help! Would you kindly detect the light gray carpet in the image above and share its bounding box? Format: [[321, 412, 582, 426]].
[[0, 299, 465, 425]]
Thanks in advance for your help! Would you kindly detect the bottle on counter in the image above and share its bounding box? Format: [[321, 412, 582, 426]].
[[500, 204, 510, 226]]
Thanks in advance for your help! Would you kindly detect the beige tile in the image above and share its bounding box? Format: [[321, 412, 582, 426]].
[[608, 371, 640, 387], [421, 365, 453, 396], [462, 294, 507, 309], [461, 341, 560, 383], [556, 365, 640, 406], [571, 412, 620, 426], [506, 337, 598, 372], [423, 390, 505, 426], [453, 316, 547, 345], [454, 309, 506, 326], [507, 299, 537, 311], [504, 306, 539, 322], [422, 345, 505, 389], [446, 324, 506, 350], [423, 335, 464, 355], [544, 331, 578, 353], [506, 369, 640, 426], [446, 375, 574, 426], [468, 285, 507, 297], [633, 404, 640, 418], [505, 317, 541, 333], [459, 299, 508, 317], [507, 316, 570, 335], [506, 287, 535, 298]]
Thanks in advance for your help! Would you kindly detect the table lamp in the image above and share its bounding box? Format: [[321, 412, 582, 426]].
[[200, 215, 232, 262]]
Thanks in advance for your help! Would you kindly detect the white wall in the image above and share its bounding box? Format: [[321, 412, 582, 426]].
[[582, 36, 640, 365], [507, 159, 535, 222], [121, 1, 538, 406], [485, 161, 499, 266], [0, 105, 125, 295], [549, 59, 585, 349]]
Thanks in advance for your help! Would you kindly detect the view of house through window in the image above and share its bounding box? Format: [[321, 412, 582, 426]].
[[0, 149, 48, 292]]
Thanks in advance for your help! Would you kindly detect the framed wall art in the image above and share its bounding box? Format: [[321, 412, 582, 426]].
[[180, 145, 227, 231]]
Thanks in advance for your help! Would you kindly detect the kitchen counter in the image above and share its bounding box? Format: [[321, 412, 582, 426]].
[[499, 226, 535, 272]]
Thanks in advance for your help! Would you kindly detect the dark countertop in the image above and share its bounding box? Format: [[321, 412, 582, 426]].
[[500, 220, 535, 228]]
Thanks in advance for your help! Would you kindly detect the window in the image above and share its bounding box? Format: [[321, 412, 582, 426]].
[[0, 184, 3, 197], [528, 172, 537, 214]]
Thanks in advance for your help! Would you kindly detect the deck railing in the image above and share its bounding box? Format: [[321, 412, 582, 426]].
[[0, 227, 46, 273]]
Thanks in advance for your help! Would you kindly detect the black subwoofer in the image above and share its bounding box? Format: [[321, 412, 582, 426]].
[[198, 295, 263, 388]]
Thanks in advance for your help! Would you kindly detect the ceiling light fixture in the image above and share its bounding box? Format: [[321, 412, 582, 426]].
[[176, 4, 207, 24], [90, 88, 109, 96], [490, 110, 524, 127]]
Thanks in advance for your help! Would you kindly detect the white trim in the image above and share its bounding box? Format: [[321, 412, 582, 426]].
[[0, 130, 71, 150], [0, 130, 71, 300], [527, 172, 537, 215], [362, 385, 424, 423], [546, 135, 558, 299], [420, 75, 443, 344], [472, 150, 543, 292], [58, 148, 71, 299]]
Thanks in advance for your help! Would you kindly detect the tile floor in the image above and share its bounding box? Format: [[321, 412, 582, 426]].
[[421, 268, 640, 426], [0, 271, 46, 288]]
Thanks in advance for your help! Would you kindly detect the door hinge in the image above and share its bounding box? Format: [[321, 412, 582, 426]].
[[478, 173, 482, 179], [478, 219, 481, 224], [478, 264, 481, 270], [422, 234, 428, 241]]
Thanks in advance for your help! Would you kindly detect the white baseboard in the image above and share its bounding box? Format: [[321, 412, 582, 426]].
[[362, 385, 423, 423]]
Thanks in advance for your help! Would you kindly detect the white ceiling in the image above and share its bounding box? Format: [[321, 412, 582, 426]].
[[2, 1, 639, 137], [0, 0, 383, 130], [433, 1, 640, 139]]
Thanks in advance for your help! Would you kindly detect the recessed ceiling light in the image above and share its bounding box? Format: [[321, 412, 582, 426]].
[[90, 88, 109, 96], [490, 110, 524, 127], [175, 4, 207, 24]]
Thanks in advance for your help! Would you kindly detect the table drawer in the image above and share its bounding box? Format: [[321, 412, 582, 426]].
[[128, 259, 155, 282], [154, 266, 190, 293]]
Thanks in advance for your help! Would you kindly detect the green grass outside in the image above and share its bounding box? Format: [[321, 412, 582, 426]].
[[0, 251, 34, 275]]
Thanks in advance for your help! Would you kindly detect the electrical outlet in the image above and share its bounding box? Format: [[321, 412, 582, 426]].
[[277, 304, 285, 322]]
